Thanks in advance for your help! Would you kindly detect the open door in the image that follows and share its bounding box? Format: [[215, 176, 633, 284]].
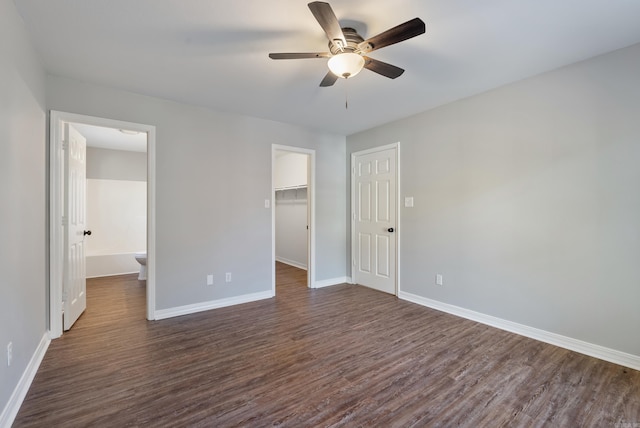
[[63, 123, 88, 330]]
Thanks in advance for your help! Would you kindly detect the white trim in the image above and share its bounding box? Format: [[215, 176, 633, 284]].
[[271, 145, 316, 294], [399, 291, 640, 371], [86, 271, 138, 279], [275, 257, 307, 271], [0, 333, 50, 428], [49, 111, 157, 339], [154, 291, 274, 320], [396, 143, 401, 295], [146, 126, 157, 321], [313, 277, 351, 288], [350, 142, 400, 295], [49, 112, 64, 338]]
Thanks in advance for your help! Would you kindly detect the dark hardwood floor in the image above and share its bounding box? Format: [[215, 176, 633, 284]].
[[14, 263, 640, 427]]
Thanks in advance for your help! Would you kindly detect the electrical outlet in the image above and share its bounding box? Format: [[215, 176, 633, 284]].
[[207, 274, 214, 286], [225, 272, 232, 283], [7, 342, 12, 367], [436, 274, 443, 286]]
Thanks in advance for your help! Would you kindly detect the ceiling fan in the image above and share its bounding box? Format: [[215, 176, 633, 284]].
[[269, 1, 426, 87]]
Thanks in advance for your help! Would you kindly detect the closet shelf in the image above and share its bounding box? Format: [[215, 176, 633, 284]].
[[275, 185, 307, 191]]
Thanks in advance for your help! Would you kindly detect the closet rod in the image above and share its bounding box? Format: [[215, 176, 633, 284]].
[[274, 185, 307, 191]]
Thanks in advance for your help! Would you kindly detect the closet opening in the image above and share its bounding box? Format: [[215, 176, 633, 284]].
[[271, 145, 315, 293]]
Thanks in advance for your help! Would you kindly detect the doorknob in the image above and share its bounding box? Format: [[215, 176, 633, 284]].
[[83, 230, 92, 236], [388, 228, 394, 233]]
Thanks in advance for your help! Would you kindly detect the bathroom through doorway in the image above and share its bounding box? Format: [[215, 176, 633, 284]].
[[76, 123, 148, 286], [49, 111, 156, 338]]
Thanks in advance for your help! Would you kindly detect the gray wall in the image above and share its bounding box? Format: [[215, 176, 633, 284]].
[[87, 147, 147, 181], [46, 75, 347, 310], [0, 0, 47, 417], [347, 43, 640, 357]]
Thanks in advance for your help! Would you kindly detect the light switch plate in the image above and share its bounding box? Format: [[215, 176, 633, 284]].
[[405, 197, 414, 208], [7, 342, 12, 367]]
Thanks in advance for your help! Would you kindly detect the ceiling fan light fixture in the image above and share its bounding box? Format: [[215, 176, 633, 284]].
[[327, 52, 365, 79]]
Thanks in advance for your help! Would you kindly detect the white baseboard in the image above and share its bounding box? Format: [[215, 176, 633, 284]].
[[275, 257, 307, 271], [154, 290, 274, 320], [0, 333, 50, 428], [86, 271, 138, 279], [398, 291, 640, 371], [313, 277, 351, 289]]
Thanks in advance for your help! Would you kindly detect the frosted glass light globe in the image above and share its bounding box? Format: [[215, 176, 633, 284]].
[[328, 52, 365, 78]]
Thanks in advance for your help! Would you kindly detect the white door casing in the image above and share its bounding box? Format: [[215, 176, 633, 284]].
[[50, 111, 156, 339], [352, 144, 398, 294], [63, 124, 87, 330]]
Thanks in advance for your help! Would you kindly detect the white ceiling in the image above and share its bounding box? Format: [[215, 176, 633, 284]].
[[73, 123, 147, 152], [15, 0, 640, 135]]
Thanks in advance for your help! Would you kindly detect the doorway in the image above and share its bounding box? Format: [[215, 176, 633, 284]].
[[74, 123, 147, 283], [49, 111, 156, 338], [271, 145, 315, 292], [351, 143, 399, 295]]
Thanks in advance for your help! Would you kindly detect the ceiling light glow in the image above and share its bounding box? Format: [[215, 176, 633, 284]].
[[328, 52, 365, 79]]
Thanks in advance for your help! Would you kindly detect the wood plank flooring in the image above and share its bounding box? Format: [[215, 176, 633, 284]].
[[14, 263, 640, 427]]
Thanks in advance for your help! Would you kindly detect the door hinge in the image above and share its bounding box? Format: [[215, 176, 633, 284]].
[[62, 139, 68, 150], [353, 259, 356, 266], [62, 291, 68, 302], [61, 216, 68, 226], [351, 167, 355, 175], [352, 213, 356, 220]]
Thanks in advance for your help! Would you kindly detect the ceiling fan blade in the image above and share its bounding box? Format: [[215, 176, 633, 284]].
[[320, 71, 339, 87], [363, 57, 405, 79], [358, 18, 426, 54], [269, 52, 331, 60], [308, 1, 347, 49]]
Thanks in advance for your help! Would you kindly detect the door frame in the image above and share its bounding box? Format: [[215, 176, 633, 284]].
[[49, 110, 157, 338], [271, 144, 316, 292], [350, 142, 401, 295]]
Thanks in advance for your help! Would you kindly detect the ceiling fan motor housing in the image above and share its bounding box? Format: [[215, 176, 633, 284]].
[[329, 27, 366, 54]]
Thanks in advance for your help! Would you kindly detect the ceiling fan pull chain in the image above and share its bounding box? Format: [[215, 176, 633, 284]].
[[345, 79, 349, 109]]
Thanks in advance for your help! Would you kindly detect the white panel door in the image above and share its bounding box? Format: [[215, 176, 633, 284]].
[[353, 146, 397, 294], [63, 124, 87, 330]]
